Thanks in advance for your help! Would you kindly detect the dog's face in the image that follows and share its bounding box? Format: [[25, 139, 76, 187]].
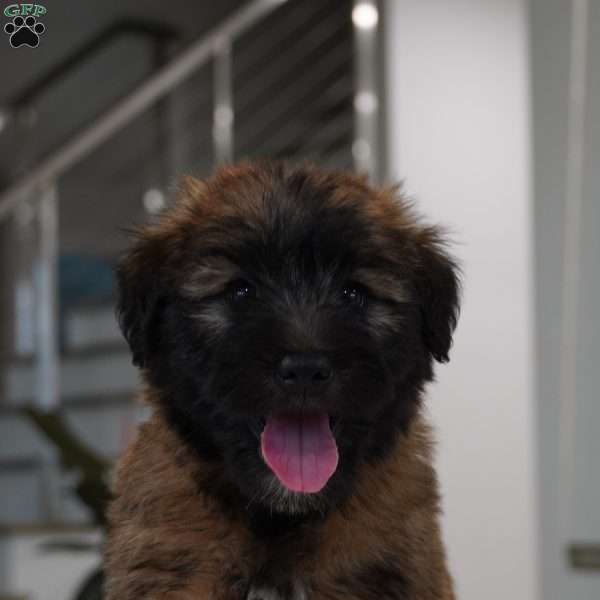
[[117, 163, 459, 517]]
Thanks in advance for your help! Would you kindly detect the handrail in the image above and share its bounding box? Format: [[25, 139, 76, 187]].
[[0, 0, 286, 221], [6, 19, 178, 110]]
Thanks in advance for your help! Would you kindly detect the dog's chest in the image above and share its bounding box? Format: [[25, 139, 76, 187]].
[[201, 531, 410, 600]]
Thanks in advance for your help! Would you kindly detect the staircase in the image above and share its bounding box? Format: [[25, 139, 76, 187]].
[[0, 0, 381, 528]]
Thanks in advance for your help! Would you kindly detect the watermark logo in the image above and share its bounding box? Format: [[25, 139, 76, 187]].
[[3, 4, 46, 47]]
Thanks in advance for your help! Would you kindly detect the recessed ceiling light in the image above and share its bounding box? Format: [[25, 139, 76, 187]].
[[354, 91, 378, 114], [143, 188, 166, 215], [352, 3, 379, 30]]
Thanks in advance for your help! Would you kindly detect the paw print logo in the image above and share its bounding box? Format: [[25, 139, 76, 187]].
[[4, 15, 45, 48]]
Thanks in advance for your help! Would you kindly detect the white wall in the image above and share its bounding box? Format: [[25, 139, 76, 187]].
[[384, 2, 540, 599], [0, 531, 101, 600], [530, 1, 600, 598]]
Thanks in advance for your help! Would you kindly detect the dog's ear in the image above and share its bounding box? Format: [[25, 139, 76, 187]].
[[413, 229, 460, 363], [116, 235, 166, 368]]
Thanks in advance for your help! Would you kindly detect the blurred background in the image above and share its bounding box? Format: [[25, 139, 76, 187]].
[[0, 0, 597, 599]]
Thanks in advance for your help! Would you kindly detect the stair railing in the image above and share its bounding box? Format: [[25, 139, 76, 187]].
[[0, 0, 382, 411]]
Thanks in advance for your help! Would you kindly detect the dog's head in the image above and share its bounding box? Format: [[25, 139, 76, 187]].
[[117, 162, 459, 516]]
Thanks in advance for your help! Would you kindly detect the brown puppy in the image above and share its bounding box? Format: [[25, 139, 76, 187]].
[[105, 161, 459, 600]]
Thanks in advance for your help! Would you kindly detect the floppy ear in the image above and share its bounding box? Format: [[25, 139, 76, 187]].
[[116, 236, 165, 368], [414, 230, 460, 363]]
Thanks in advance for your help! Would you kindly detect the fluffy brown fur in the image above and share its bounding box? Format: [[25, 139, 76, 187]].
[[105, 162, 459, 600]]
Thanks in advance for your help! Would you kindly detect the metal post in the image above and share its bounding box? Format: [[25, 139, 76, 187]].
[[213, 38, 234, 165], [35, 184, 60, 411], [163, 39, 189, 178], [13, 198, 37, 357], [352, 0, 380, 182], [0, 0, 286, 221], [558, 0, 589, 569]]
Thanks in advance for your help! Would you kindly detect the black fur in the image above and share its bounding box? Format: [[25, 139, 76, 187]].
[[336, 556, 410, 599], [116, 164, 459, 529]]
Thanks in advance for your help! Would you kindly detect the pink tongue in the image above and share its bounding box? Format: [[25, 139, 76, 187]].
[[261, 413, 339, 493]]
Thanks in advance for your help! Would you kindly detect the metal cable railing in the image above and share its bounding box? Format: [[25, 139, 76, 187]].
[[0, 0, 381, 419], [0, 0, 382, 528], [0, 0, 282, 220]]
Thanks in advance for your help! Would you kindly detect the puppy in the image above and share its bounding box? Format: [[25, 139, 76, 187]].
[[105, 161, 459, 600]]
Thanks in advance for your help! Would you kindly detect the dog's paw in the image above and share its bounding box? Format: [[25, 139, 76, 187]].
[[246, 581, 306, 600]]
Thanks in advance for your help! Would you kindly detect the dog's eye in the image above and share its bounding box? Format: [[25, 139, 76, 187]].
[[229, 280, 256, 302], [340, 283, 368, 307]]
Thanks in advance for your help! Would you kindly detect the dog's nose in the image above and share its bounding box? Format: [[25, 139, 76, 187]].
[[276, 353, 333, 390]]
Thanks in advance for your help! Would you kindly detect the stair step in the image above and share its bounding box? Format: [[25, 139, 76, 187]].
[[4, 351, 137, 407], [64, 303, 123, 351]]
